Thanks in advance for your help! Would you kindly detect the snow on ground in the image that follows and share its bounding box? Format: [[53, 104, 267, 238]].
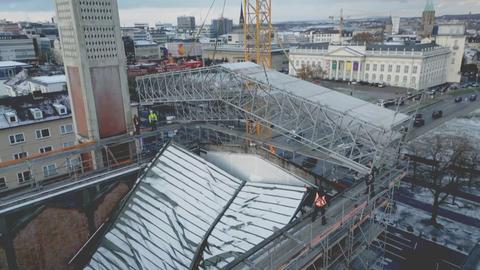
[[423, 112, 480, 144], [401, 182, 480, 221], [389, 203, 480, 254]]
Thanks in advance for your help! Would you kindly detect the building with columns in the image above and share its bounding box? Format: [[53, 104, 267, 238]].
[[289, 43, 450, 90]]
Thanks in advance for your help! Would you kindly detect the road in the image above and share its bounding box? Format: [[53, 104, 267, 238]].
[[403, 90, 480, 140]]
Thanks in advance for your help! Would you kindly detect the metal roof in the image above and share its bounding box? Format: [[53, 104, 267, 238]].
[[86, 145, 305, 270], [366, 43, 439, 52], [0, 61, 31, 68], [221, 62, 409, 130]]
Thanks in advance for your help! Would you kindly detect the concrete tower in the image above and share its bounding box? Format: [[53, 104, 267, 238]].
[[54, 0, 132, 141], [421, 0, 435, 38]]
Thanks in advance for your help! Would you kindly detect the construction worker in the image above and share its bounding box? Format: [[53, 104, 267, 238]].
[[312, 186, 328, 225], [148, 110, 158, 131], [133, 114, 140, 135], [365, 161, 378, 199]]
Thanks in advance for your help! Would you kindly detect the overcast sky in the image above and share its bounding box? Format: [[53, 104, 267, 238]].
[[0, 0, 479, 25]]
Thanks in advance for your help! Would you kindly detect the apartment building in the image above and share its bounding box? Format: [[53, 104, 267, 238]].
[[0, 91, 77, 193], [289, 43, 451, 90], [0, 34, 36, 62]]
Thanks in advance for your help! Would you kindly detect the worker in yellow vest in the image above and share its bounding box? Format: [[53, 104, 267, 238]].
[[148, 110, 158, 131]]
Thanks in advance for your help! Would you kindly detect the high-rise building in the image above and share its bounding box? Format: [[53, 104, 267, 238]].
[[177, 16, 196, 32], [421, 0, 435, 38], [54, 0, 132, 141], [211, 17, 234, 38], [392, 16, 401, 35]]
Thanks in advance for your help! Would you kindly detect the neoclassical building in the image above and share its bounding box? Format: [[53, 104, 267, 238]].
[[289, 43, 451, 90]]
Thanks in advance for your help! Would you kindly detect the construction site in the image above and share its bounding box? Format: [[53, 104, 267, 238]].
[[0, 0, 478, 270]]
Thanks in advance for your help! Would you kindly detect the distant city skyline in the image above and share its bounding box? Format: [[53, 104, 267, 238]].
[[0, 0, 479, 26]]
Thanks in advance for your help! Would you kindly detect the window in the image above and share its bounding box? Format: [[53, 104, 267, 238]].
[[380, 74, 384, 82], [373, 64, 377, 72], [9, 133, 25, 145], [63, 141, 75, 148], [68, 158, 82, 172], [366, 64, 370, 71], [372, 74, 377, 81], [388, 65, 393, 72], [43, 164, 57, 177], [40, 146, 53, 154], [403, 76, 408, 83], [14, 152, 28, 160], [365, 73, 369, 81], [60, 124, 74, 135], [0, 177, 6, 189], [387, 75, 392, 82], [411, 77, 416, 84], [413, 66, 418, 74], [17, 171, 31, 184], [35, 129, 51, 139], [380, 64, 385, 72], [395, 75, 399, 83], [396, 65, 401, 73], [404, 66, 409, 73]]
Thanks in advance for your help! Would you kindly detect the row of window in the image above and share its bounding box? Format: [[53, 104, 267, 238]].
[[11, 142, 74, 160], [0, 157, 82, 190], [364, 73, 416, 85], [365, 64, 418, 74], [8, 124, 73, 145]]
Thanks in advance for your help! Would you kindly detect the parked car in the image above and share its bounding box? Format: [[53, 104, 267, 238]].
[[414, 114, 423, 120], [414, 118, 425, 127], [470, 94, 478, 102], [378, 83, 385, 88], [432, 110, 443, 119], [413, 94, 422, 101], [455, 96, 463, 103]]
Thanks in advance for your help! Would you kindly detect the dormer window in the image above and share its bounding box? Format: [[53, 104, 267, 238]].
[[30, 108, 43, 120], [5, 112, 18, 124], [53, 104, 68, 116]]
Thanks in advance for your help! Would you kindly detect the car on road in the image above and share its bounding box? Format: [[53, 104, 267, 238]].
[[432, 110, 443, 119], [413, 118, 425, 127], [470, 94, 478, 102], [378, 83, 385, 88], [454, 96, 463, 103], [413, 94, 422, 101]]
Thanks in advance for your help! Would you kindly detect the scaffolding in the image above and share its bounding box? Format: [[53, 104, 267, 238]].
[[135, 62, 411, 269]]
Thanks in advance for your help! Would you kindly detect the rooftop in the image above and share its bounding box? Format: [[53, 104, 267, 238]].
[[366, 43, 440, 52], [0, 91, 71, 130], [0, 61, 32, 69], [27, 75, 67, 86], [86, 144, 308, 269], [220, 62, 409, 131]]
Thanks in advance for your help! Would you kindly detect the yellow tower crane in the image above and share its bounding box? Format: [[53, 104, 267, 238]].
[[243, 0, 275, 153], [243, 0, 273, 68]]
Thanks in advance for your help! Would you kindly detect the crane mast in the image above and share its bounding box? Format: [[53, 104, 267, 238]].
[[243, 0, 273, 68]]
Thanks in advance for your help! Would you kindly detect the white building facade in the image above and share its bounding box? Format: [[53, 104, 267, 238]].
[[289, 43, 450, 90], [434, 24, 466, 83]]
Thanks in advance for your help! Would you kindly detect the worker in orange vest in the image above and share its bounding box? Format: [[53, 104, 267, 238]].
[[312, 186, 328, 225]]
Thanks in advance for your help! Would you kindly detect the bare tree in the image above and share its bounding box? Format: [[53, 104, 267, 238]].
[[298, 65, 326, 81], [411, 135, 473, 226]]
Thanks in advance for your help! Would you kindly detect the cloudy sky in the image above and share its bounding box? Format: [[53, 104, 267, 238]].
[[0, 0, 479, 25]]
